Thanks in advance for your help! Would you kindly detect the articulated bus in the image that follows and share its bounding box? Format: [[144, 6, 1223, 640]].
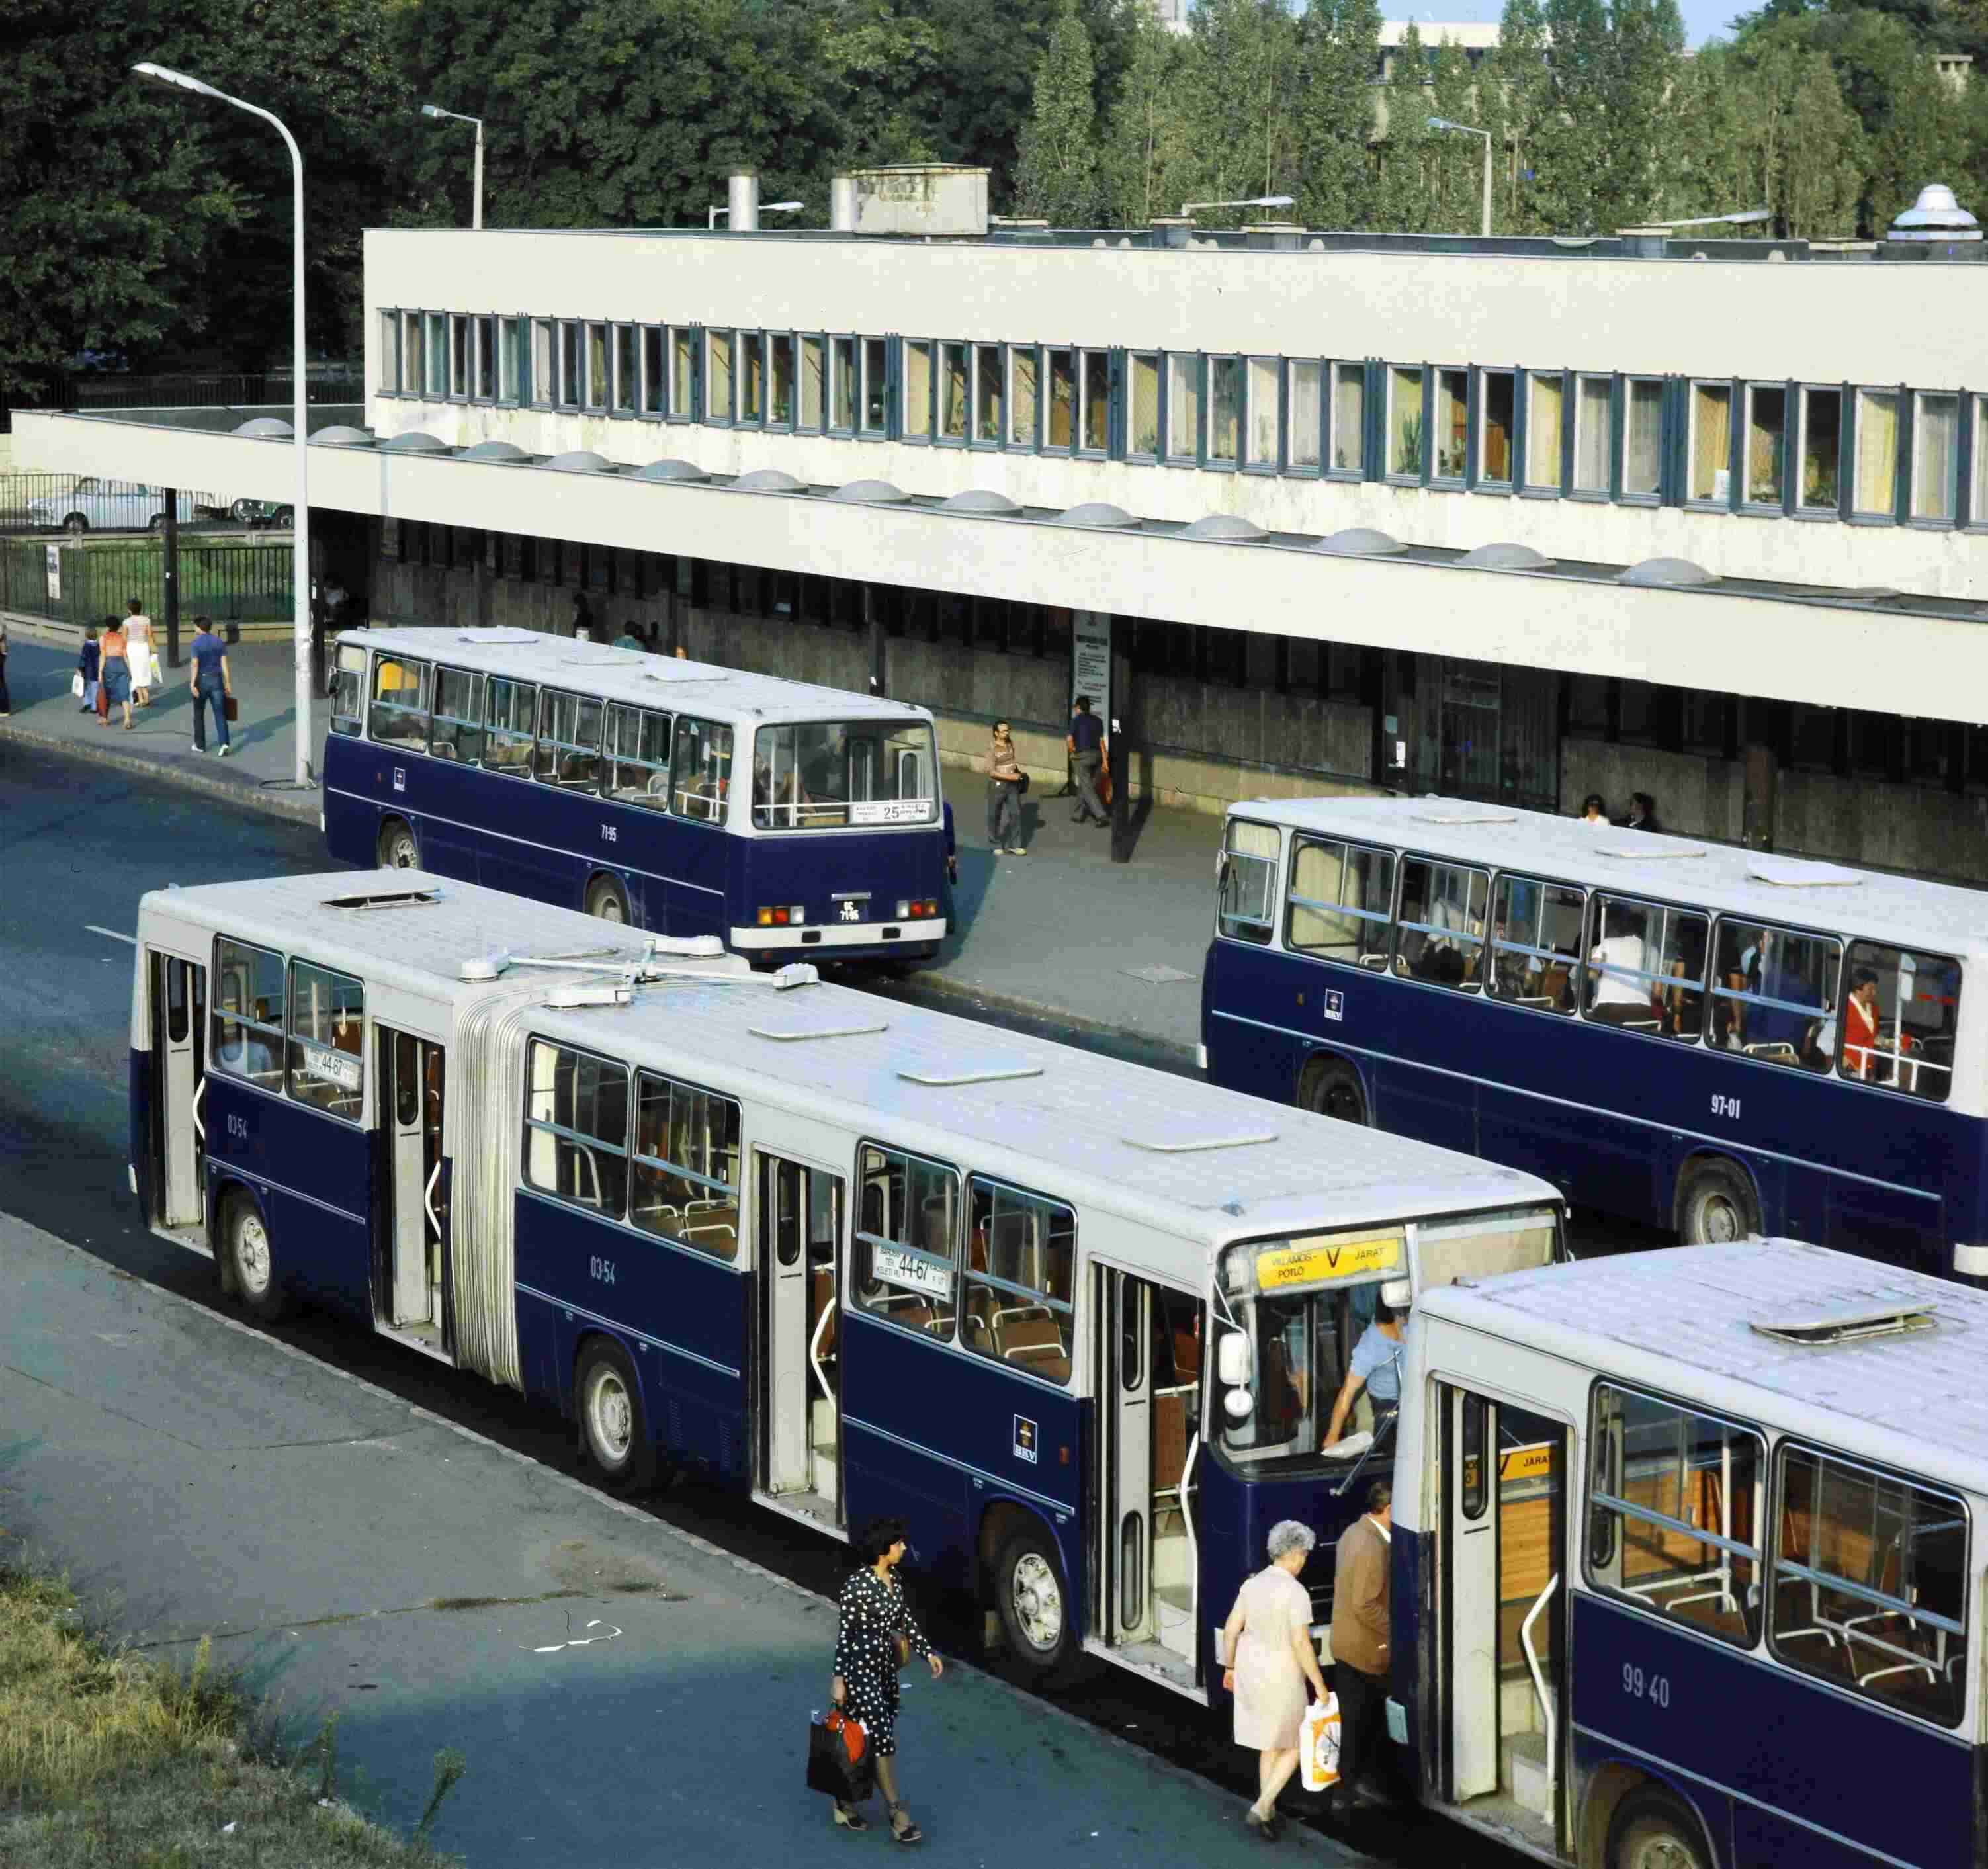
[[1202, 796, 1983, 1275], [325, 627, 949, 965], [130, 869, 1562, 1703], [1379, 1238, 1984, 1869]]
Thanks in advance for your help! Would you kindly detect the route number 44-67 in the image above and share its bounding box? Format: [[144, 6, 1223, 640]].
[[1711, 1093, 1743, 1121], [1623, 1664, 1671, 1708]]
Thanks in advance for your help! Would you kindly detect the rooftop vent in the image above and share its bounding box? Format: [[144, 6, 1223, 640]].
[[1750, 1299, 1938, 1347], [233, 416, 292, 438], [1058, 501, 1139, 530], [830, 478, 909, 505], [1181, 513, 1266, 544], [1747, 857, 1863, 889], [832, 165, 990, 238], [1460, 541, 1556, 572], [459, 439, 529, 463], [732, 468, 804, 494], [1596, 840, 1706, 859], [1313, 527, 1406, 558], [323, 887, 439, 910], [635, 458, 710, 483], [312, 425, 375, 448], [381, 431, 449, 454], [1889, 183, 1981, 243], [546, 449, 613, 474], [896, 1057, 1043, 1086], [750, 1015, 888, 1042], [1125, 1120, 1279, 1154], [1620, 556, 1718, 589], [940, 488, 1022, 517], [1414, 806, 1515, 824]]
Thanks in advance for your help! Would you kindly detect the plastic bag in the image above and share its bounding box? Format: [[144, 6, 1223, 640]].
[[1299, 1694, 1341, 1794], [71, 671, 85, 699], [806, 1708, 875, 1802]]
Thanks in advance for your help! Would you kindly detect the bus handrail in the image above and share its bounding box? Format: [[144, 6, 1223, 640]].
[[808, 1298, 836, 1409], [190, 1077, 207, 1148], [1520, 1573, 1559, 1803], [424, 1159, 443, 1240]]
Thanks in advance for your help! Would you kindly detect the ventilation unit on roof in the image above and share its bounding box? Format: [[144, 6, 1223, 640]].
[[749, 1016, 889, 1042], [1414, 806, 1514, 825], [1750, 1300, 1938, 1346], [1596, 842, 1706, 859], [1747, 858, 1863, 889], [1125, 1121, 1279, 1154], [897, 1059, 1043, 1086], [324, 887, 440, 910]]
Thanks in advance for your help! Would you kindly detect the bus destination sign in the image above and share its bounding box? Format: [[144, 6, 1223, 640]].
[[1257, 1231, 1403, 1290]]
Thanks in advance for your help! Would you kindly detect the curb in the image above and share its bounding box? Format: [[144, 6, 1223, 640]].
[[0, 718, 320, 828]]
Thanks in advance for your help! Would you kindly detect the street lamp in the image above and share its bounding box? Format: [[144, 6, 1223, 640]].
[[1179, 193, 1295, 218], [709, 200, 804, 230], [1427, 118, 1492, 239], [420, 104, 484, 230], [134, 60, 313, 789]]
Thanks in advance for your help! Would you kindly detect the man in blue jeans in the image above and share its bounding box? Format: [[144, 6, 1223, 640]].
[[187, 616, 235, 756], [1067, 695, 1108, 826]]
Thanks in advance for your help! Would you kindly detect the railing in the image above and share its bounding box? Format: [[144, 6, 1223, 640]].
[[0, 538, 292, 627], [3, 366, 361, 433], [0, 475, 230, 537], [1520, 1573, 1560, 1804]]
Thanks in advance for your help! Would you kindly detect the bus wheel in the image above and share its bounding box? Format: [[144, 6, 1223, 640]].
[[576, 1339, 656, 1492], [376, 818, 419, 869], [1676, 1160, 1757, 1245], [1303, 1057, 1368, 1126], [224, 1195, 289, 1325], [993, 1523, 1073, 1677], [585, 875, 630, 924], [1608, 1792, 1708, 1869]]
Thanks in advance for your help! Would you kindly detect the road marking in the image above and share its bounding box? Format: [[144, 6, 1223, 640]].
[[86, 925, 136, 945]]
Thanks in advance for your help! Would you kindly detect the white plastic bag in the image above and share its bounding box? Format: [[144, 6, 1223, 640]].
[[1299, 1694, 1342, 1794]]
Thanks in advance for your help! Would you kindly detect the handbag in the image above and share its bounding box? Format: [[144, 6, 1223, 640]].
[[1016, 771, 1030, 796], [806, 1709, 874, 1802], [71, 671, 84, 699], [223, 695, 239, 724], [1299, 1695, 1342, 1794]]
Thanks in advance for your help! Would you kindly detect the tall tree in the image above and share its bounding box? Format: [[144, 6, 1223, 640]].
[[1491, 0, 1553, 230], [1295, 0, 1385, 229], [817, 0, 944, 169], [1015, 2, 1103, 222], [1180, 0, 1305, 219], [1373, 19, 1434, 230], [1426, 36, 1483, 231], [1598, 0, 1688, 230], [1100, 8, 1195, 225], [1530, 0, 1610, 229]]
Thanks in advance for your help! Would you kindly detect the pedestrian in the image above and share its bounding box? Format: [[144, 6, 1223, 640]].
[[77, 625, 101, 714], [941, 799, 959, 886], [571, 590, 594, 641], [0, 613, 10, 717], [1578, 793, 1607, 824], [1327, 1480, 1395, 1821], [829, 1515, 943, 1843], [613, 621, 645, 652], [187, 614, 234, 758], [124, 597, 156, 708], [1321, 1295, 1405, 1452], [1620, 791, 1660, 833], [1067, 695, 1108, 826], [987, 720, 1026, 855], [1220, 1520, 1330, 1842], [99, 613, 133, 730]]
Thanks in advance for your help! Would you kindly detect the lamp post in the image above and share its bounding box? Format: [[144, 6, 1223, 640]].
[[134, 60, 313, 789], [1427, 118, 1492, 238], [1179, 193, 1295, 219], [709, 200, 804, 230], [420, 104, 484, 230]]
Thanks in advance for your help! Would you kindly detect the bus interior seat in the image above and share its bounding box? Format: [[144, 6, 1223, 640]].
[[998, 1311, 1069, 1382]]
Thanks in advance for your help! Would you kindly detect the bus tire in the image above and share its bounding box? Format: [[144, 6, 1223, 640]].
[[1676, 1158, 1758, 1245], [224, 1193, 289, 1325], [992, 1522, 1074, 1678], [1302, 1056, 1369, 1126], [576, 1338, 656, 1492], [584, 874, 630, 925], [376, 817, 419, 870], [1608, 1790, 1709, 1869]]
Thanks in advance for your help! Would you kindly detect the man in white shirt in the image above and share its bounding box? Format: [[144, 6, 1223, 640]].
[[1589, 908, 1654, 1027]]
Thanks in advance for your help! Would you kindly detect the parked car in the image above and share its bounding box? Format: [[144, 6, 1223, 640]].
[[27, 479, 197, 535], [230, 496, 295, 531]]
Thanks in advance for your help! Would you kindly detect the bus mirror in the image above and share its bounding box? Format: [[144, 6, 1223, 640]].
[[1215, 1328, 1251, 1387], [1380, 1278, 1412, 1311], [1223, 1386, 1254, 1422]]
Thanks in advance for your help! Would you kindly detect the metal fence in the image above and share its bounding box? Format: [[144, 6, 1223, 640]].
[[0, 538, 292, 627], [3, 365, 362, 433], [0, 474, 232, 537]]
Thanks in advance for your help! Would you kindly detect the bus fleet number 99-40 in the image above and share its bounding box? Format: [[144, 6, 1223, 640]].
[[1623, 1664, 1671, 1707]]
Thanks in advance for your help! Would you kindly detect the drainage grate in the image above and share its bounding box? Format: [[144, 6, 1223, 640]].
[[1121, 963, 1196, 985]]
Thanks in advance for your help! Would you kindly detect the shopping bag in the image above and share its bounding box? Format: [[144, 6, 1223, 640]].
[[71, 672, 84, 699], [1096, 760, 1113, 810], [806, 1709, 874, 1802], [1299, 1694, 1342, 1794]]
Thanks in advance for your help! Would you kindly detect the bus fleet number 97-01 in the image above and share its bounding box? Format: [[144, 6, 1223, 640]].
[[1623, 1665, 1671, 1708], [589, 1256, 617, 1285]]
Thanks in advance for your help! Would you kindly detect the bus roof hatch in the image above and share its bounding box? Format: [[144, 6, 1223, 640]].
[[1749, 1299, 1939, 1347]]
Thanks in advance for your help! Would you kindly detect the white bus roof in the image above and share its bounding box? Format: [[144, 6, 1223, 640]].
[[138, 869, 1559, 1287], [1230, 795, 1988, 959], [1422, 1240, 1988, 1495], [340, 627, 933, 729]]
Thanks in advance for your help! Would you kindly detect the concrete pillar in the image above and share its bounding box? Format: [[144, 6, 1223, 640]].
[[1109, 614, 1134, 863], [1743, 743, 1778, 851]]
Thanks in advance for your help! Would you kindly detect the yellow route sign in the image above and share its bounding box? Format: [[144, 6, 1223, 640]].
[[1499, 1443, 1554, 1483], [1257, 1232, 1403, 1290]]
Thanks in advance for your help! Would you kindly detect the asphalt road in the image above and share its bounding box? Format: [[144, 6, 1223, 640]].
[[0, 735, 1516, 1866]]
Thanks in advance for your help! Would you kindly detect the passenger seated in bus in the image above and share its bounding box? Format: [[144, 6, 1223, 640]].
[[1841, 969, 1884, 1080], [1588, 910, 1655, 1027]]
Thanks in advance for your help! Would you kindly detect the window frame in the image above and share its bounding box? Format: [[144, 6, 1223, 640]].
[[1836, 937, 1962, 1102], [703, 327, 735, 427], [1969, 391, 1988, 530], [638, 323, 666, 421], [1620, 374, 1665, 505], [860, 335, 890, 437], [797, 331, 826, 434], [285, 955, 367, 1121], [521, 1037, 630, 1223], [582, 320, 611, 415], [1217, 818, 1282, 947], [210, 934, 289, 1094], [959, 1172, 1077, 1387], [766, 329, 796, 431], [445, 312, 470, 402], [1205, 353, 1243, 472], [1127, 350, 1164, 464], [1283, 834, 1397, 966], [1393, 851, 1492, 993], [533, 687, 605, 791], [473, 314, 497, 403], [378, 310, 404, 398], [1486, 870, 1588, 1015], [498, 314, 528, 407], [1707, 916, 1844, 1070], [1166, 352, 1203, 466], [936, 339, 971, 448], [1043, 345, 1078, 457], [1909, 388, 1961, 528], [422, 310, 449, 400], [1078, 347, 1112, 460], [1243, 354, 1282, 476], [1580, 892, 1710, 1043], [1520, 368, 1567, 497], [853, 1138, 963, 1345], [1739, 379, 1791, 515], [668, 325, 697, 424], [602, 701, 673, 812], [482, 675, 540, 780], [609, 321, 638, 419], [826, 333, 858, 437], [1385, 363, 1428, 485], [428, 664, 486, 765], [1476, 366, 1516, 493], [1327, 360, 1367, 481], [530, 318, 556, 410], [900, 337, 935, 444], [1571, 371, 1615, 501], [970, 341, 1006, 451], [1007, 343, 1043, 453], [368, 652, 433, 749], [1284, 357, 1324, 478], [1430, 364, 1471, 488], [630, 1067, 743, 1261]]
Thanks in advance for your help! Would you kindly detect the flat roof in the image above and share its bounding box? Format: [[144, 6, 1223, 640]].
[[140, 869, 1560, 1276], [1235, 794, 1988, 957], [1422, 1240, 1988, 1492]]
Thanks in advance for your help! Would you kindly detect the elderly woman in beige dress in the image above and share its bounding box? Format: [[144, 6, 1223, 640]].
[[1221, 1518, 1330, 1841]]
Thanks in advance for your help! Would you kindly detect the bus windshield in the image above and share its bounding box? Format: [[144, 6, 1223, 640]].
[[752, 719, 937, 830]]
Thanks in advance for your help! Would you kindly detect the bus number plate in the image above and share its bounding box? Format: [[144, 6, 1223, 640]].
[[589, 1256, 617, 1285], [1622, 1664, 1670, 1708], [1710, 1094, 1742, 1120]]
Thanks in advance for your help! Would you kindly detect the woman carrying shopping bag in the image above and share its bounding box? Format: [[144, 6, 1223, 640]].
[[828, 1516, 943, 1844], [1221, 1519, 1330, 1841]]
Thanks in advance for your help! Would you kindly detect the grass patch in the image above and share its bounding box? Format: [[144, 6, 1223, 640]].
[[0, 1563, 462, 1867]]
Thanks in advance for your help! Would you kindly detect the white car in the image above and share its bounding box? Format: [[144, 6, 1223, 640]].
[[28, 478, 199, 535]]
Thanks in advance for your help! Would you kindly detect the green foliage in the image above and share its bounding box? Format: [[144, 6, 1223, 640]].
[[1294, 0, 1386, 229], [1016, 3, 1103, 222], [1100, 9, 1196, 225], [1179, 0, 1305, 219]]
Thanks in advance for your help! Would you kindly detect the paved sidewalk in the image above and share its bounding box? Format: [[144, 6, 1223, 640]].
[[1, 621, 1221, 1055], [0, 1211, 1355, 1867]]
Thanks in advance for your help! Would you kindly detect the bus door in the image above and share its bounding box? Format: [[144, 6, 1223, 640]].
[[150, 951, 208, 1234], [1438, 1385, 1569, 1850], [1092, 1266, 1203, 1692], [376, 1029, 448, 1353], [755, 1151, 845, 1528]]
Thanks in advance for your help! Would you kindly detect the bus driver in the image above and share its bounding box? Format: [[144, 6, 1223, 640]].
[[1321, 1299, 1405, 1453]]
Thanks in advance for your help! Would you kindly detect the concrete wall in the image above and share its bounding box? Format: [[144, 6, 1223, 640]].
[[1560, 739, 1748, 844]]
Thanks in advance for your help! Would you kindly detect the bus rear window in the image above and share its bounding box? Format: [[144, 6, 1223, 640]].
[[1838, 940, 1960, 1102], [750, 720, 936, 830]]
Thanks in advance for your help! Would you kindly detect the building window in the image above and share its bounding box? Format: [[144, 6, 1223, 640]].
[[800, 335, 824, 430], [1387, 365, 1424, 480], [1010, 347, 1039, 447], [1623, 377, 1662, 498], [975, 344, 1004, 445], [705, 329, 733, 423], [449, 314, 470, 398], [1745, 384, 1786, 507], [1433, 367, 1468, 482], [830, 335, 856, 431], [474, 315, 496, 400], [424, 312, 447, 397], [1854, 388, 1899, 516], [1168, 354, 1200, 460], [1246, 357, 1280, 468], [670, 327, 694, 419], [501, 316, 527, 404], [1081, 349, 1109, 454], [1799, 386, 1841, 509], [1124, 352, 1161, 459], [1209, 356, 1242, 466], [1045, 347, 1076, 450], [1332, 362, 1364, 474], [902, 339, 933, 439], [862, 336, 888, 433], [640, 326, 664, 417], [583, 321, 608, 412], [1524, 371, 1563, 490], [379, 312, 402, 394], [607, 324, 632, 415], [939, 341, 969, 441], [1573, 374, 1611, 494], [554, 320, 580, 410], [1912, 391, 1959, 522], [1287, 360, 1321, 471], [531, 319, 554, 406], [1688, 380, 1731, 503], [738, 331, 765, 424], [1479, 369, 1514, 487], [768, 332, 793, 427]]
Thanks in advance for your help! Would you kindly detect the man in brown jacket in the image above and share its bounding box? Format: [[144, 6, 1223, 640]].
[[1328, 1479, 1394, 1817]]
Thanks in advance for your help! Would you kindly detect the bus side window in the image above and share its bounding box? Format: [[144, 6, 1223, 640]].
[[1711, 921, 1842, 1071], [369, 655, 432, 749], [429, 666, 486, 765], [1839, 939, 1960, 1101], [212, 937, 286, 1088], [629, 1069, 741, 1261], [605, 703, 672, 812], [521, 1039, 628, 1220], [1218, 820, 1279, 945], [672, 716, 734, 822], [286, 958, 365, 1120], [330, 644, 368, 737], [1395, 857, 1489, 992], [484, 677, 538, 775], [1586, 894, 1706, 1040], [853, 1143, 958, 1340], [1287, 837, 1393, 965], [960, 1176, 1074, 1385], [534, 691, 604, 792], [1489, 873, 1584, 1014]]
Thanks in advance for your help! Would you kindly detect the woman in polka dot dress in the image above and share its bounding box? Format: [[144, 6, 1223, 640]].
[[830, 1515, 945, 1843]]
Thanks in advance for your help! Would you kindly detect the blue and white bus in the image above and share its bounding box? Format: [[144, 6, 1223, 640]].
[[129, 868, 1563, 1702], [1201, 796, 1983, 1274], [1380, 1238, 1983, 1868], [325, 627, 949, 965]]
